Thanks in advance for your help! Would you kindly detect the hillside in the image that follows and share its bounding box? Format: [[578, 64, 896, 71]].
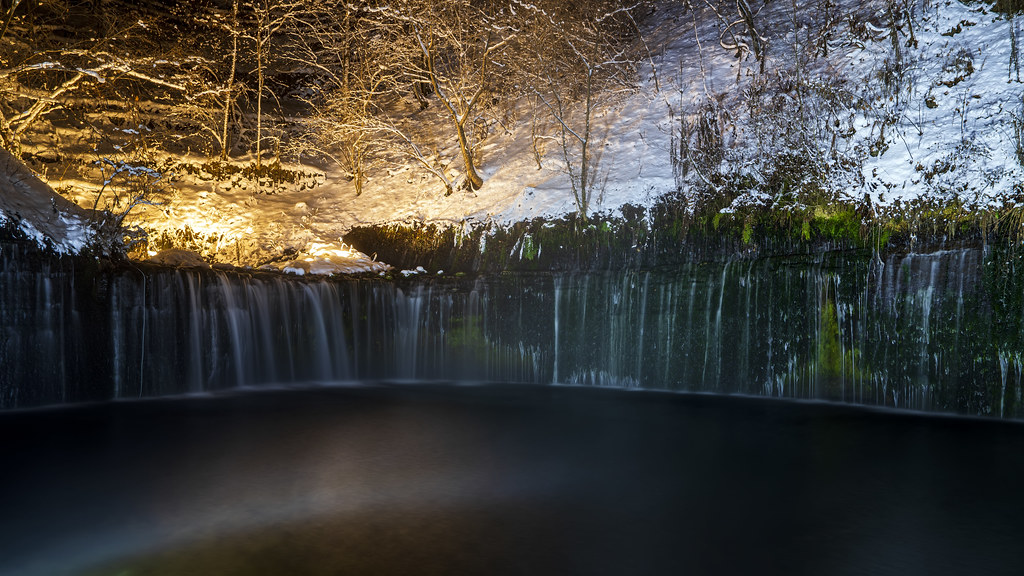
[[2, 0, 1023, 271]]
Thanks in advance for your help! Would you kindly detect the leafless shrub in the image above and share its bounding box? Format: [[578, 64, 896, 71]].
[[1011, 96, 1024, 167]]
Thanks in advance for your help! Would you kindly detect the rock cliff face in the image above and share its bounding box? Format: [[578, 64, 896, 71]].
[[0, 146, 98, 254]]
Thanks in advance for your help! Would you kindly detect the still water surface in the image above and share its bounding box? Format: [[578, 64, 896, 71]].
[[2, 384, 1023, 575]]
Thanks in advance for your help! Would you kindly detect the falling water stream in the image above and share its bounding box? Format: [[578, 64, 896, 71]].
[[4, 242, 1024, 575], [3, 243, 1023, 416]]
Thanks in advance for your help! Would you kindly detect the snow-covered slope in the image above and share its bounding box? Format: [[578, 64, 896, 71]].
[[852, 0, 1024, 208], [13, 0, 1023, 268], [0, 146, 96, 254]]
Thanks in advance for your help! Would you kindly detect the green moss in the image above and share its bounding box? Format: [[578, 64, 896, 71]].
[[521, 235, 538, 261], [343, 189, 1024, 274], [813, 206, 862, 244], [781, 296, 873, 400], [817, 300, 849, 379], [446, 315, 488, 353]]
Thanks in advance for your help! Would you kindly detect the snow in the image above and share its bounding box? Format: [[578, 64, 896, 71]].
[[147, 248, 211, 268], [0, 146, 98, 255], [57, 212, 92, 253], [13, 0, 1024, 266], [262, 242, 390, 276], [853, 0, 1024, 207]]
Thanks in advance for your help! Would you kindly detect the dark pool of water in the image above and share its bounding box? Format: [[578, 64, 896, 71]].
[[2, 384, 1024, 575]]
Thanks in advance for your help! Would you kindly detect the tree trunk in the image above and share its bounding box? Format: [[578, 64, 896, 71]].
[[353, 163, 365, 195], [351, 136, 365, 195], [256, 43, 264, 170], [579, 71, 593, 221], [0, 108, 19, 158], [220, 0, 239, 160], [0, 0, 20, 42], [455, 117, 483, 191]]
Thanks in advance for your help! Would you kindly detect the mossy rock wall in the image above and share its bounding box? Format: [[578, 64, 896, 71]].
[[344, 197, 998, 273]]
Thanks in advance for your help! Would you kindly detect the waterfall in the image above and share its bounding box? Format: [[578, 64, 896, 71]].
[[2, 242, 1022, 417]]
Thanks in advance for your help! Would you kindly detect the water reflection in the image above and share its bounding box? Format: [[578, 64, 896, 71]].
[[2, 384, 1023, 575]]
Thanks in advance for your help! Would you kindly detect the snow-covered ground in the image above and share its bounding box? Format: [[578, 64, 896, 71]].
[[6, 0, 1023, 270], [854, 0, 1024, 208]]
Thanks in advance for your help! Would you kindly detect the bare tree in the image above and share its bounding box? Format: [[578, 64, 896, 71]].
[[294, 0, 520, 196], [697, 0, 768, 73], [0, 0, 230, 161], [407, 1, 515, 191], [0, 0, 18, 43], [0, 43, 189, 157], [245, 0, 299, 170], [286, 1, 410, 194], [521, 0, 642, 221], [222, 0, 241, 159], [314, 0, 521, 194]]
